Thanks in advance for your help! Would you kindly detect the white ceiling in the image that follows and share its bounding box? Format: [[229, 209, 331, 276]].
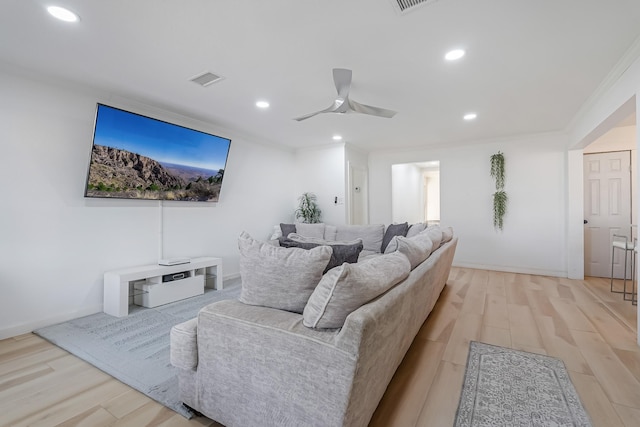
[[2, 0, 640, 151]]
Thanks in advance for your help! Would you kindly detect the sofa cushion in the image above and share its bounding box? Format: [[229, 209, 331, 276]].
[[384, 233, 433, 269], [441, 226, 454, 243], [406, 222, 427, 238], [170, 318, 198, 370], [303, 251, 411, 329], [335, 224, 385, 253], [324, 225, 338, 241], [277, 237, 363, 273], [238, 232, 332, 313], [381, 222, 409, 252], [295, 223, 326, 239], [422, 226, 444, 252], [357, 250, 382, 262], [286, 233, 362, 246]]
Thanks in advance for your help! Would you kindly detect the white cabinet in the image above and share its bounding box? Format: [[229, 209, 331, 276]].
[[103, 257, 223, 317]]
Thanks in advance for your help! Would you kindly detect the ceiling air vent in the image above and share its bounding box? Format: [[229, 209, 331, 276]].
[[189, 72, 224, 87], [390, 0, 439, 14]]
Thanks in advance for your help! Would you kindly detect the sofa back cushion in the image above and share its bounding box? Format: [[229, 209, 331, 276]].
[[335, 224, 385, 253], [295, 223, 326, 239], [303, 251, 411, 329], [238, 232, 332, 313]]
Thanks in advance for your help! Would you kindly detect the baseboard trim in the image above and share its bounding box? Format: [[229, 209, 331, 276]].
[[0, 304, 103, 340], [452, 262, 566, 278], [1, 273, 242, 340]]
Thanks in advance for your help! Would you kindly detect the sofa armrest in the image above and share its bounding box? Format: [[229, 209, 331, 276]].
[[190, 300, 357, 427], [170, 318, 198, 370]]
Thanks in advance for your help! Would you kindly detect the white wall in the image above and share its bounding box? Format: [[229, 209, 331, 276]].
[[391, 163, 423, 224], [294, 144, 347, 225], [0, 69, 296, 339], [370, 133, 568, 276]]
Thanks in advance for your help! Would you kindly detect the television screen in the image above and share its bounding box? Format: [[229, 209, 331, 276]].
[[85, 104, 231, 202]]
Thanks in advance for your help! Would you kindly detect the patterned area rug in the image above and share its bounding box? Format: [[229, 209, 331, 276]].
[[455, 341, 592, 427], [34, 279, 241, 419]]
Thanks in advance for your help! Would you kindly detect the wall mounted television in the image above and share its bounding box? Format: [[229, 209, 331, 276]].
[[85, 104, 231, 202]]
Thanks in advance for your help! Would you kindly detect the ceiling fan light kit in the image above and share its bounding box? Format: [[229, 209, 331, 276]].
[[294, 68, 397, 121]]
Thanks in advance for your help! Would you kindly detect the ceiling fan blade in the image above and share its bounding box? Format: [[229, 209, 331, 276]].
[[333, 68, 352, 99], [293, 103, 338, 121], [348, 99, 397, 118]]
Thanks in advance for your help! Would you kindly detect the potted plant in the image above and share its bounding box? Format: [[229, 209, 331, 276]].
[[295, 192, 322, 224], [490, 152, 507, 230]]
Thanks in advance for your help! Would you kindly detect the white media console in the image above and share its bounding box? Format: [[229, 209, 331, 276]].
[[103, 257, 223, 317]]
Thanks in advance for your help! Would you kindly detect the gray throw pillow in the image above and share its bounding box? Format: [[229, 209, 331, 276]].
[[278, 237, 363, 273], [238, 232, 332, 313], [303, 251, 411, 329], [381, 222, 409, 252], [280, 223, 296, 237]]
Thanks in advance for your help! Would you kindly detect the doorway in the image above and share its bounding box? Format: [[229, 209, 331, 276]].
[[583, 150, 633, 278], [391, 161, 440, 224]]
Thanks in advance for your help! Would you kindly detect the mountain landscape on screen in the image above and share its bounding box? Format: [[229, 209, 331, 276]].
[[86, 145, 224, 201]]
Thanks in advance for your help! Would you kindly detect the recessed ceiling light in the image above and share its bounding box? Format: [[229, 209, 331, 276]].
[[47, 6, 80, 22], [256, 101, 270, 109], [332, 135, 343, 141], [463, 113, 477, 120], [445, 49, 465, 61]]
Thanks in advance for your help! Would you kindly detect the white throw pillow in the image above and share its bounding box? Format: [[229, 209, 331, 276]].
[[269, 225, 283, 240], [303, 251, 411, 329], [238, 232, 332, 313]]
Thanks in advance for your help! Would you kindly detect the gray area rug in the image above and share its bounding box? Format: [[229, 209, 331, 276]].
[[34, 279, 241, 419], [455, 341, 592, 426]]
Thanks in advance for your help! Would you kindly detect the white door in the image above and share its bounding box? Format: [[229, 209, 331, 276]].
[[584, 151, 632, 278]]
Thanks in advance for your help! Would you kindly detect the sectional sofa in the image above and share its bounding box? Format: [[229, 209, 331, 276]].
[[170, 223, 457, 427]]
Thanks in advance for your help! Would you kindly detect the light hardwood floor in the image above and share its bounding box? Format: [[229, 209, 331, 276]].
[[1, 268, 638, 427]]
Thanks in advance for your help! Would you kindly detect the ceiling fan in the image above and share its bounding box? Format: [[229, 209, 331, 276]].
[[294, 68, 397, 121]]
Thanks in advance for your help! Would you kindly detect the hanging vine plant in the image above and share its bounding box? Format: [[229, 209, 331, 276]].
[[493, 190, 508, 230], [490, 151, 507, 230], [490, 151, 505, 190]]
